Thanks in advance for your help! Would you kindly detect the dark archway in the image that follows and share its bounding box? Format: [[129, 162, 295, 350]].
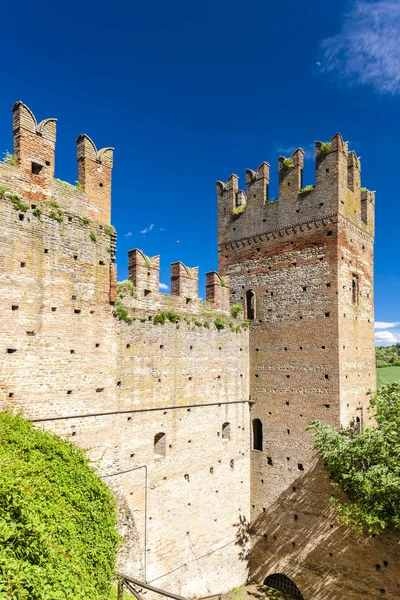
[[264, 573, 304, 599]]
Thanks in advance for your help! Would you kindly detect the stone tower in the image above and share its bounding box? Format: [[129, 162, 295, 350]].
[[217, 134, 376, 519]]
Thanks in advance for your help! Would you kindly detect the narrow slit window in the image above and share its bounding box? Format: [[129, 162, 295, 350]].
[[352, 274, 359, 304], [246, 290, 255, 320], [252, 418, 263, 451]]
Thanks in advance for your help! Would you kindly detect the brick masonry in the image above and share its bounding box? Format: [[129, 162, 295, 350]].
[[0, 102, 398, 599]]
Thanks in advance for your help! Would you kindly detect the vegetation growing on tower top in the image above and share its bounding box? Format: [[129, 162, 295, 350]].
[[320, 142, 332, 156]]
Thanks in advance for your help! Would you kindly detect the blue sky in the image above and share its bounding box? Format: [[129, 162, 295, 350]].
[[0, 0, 399, 344]]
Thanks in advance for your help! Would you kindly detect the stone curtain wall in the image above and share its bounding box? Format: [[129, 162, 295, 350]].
[[0, 102, 251, 597]]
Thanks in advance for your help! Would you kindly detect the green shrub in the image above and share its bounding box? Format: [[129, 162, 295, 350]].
[[104, 224, 116, 236], [75, 180, 83, 191], [90, 232, 97, 242], [140, 317, 146, 323], [49, 210, 63, 223], [165, 311, 180, 324], [32, 207, 41, 218], [241, 321, 249, 329], [309, 383, 400, 539], [283, 157, 294, 169], [11, 195, 28, 213], [3, 151, 18, 166], [47, 200, 60, 209], [153, 313, 166, 325], [203, 321, 210, 329], [0, 186, 8, 198], [214, 317, 225, 330], [320, 142, 332, 156], [114, 303, 133, 325], [194, 320, 202, 327], [82, 217, 90, 225], [220, 276, 226, 287], [231, 303, 242, 318], [0, 412, 120, 600]]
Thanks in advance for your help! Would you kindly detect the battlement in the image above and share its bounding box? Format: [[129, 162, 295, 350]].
[[1, 101, 113, 225], [217, 133, 375, 246], [127, 248, 231, 314]]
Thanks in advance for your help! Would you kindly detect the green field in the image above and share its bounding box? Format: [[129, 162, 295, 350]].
[[377, 366, 400, 388]]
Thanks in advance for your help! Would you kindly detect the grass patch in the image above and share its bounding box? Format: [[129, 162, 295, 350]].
[[233, 204, 246, 215], [283, 157, 294, 168], [231, 303, 242, 318], [104, 224, 116, 236], [90, 232, 97, 242], [299, 185, 315, 196], [11, 195, 28, 212], [377, 366, 400, 388], [320, 142, 332, 156]]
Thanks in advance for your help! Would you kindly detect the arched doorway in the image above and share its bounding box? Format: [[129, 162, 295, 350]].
[[264, 573, 304, 599]]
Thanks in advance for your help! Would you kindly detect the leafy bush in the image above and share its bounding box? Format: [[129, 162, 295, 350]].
[[203, 321, 210, 329], [114, 303, 133, 325], [0, 412, 120, 599], [11, 195, 28, 213], [194, 320, 203, 327], [32, 207, 41, 218], [283, 157, 294, 169], [153, 313, 166, 325], [82, 217, 90, 225], [0, 186, 8, 198], [165, 311, 180, 324], [320, 142, 332, 156], [49, 210, 63, 223], [231, 303, 242, 318], [241, 321, 249, 329], [309, 383, 400, 539], [90, 232, 97, 242], [214, 317, 225, 330]]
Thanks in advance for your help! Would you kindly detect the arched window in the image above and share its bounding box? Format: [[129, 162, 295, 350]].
[[252, 418, 263, 451], [222, 422, 231, 441], [154, 432, 166, 459], [264, 574, 304, 599], [245, 290, 255, 320]]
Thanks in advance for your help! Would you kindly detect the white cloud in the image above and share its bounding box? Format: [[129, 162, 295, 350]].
[[322, 1, 400, 95], [375, 329, 400, 346], [140, 224, 154, 235], [124, 232, 132, 237], [159, 282, 169, 290], [375, 321, 400, 329], [276, 143, 314, 160]]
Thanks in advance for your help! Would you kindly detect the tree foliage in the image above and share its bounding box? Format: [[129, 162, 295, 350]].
[[309, 383, 400, 540], [0, 413, 120, 599], [376, 343, 400, 368]]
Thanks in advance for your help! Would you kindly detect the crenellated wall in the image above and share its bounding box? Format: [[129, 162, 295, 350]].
[[0, 100, 398, 600], [0, 102, 250, 598]]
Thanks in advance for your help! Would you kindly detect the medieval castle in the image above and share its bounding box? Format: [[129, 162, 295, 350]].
[[0, 101, 398, 599]]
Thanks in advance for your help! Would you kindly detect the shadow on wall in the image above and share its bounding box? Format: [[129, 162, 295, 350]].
[[249, 458, 400, 600]]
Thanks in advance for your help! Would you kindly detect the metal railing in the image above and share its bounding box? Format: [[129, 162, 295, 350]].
[[116, 572, 187, 600]]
